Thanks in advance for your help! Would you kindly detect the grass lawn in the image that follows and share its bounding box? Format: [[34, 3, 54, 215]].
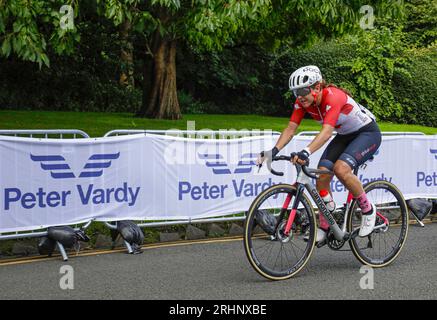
[[0, 110, 436, 137]]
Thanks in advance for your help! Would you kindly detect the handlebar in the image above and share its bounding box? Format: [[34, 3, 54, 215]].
[[259, 152, 333, 179]]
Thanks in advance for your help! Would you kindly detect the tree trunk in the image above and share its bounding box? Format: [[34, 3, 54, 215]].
[[138, 37, 181, 120], [119, 19, 134, 88]]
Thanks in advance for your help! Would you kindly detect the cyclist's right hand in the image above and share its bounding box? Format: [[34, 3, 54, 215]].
[[292, 149, 310, 166]]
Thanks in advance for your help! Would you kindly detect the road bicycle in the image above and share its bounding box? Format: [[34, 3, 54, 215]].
[[243, 153, 409, 281]]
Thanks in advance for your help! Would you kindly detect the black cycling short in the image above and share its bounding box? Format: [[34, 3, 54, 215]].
[[318, 121, 382, 171]]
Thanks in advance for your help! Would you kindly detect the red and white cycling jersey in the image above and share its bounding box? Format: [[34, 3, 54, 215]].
[[290, 86, 375, 135]]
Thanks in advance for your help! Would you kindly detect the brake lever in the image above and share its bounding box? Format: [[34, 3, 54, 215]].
[[256, 152, 293, 176], [256, 160, 283, 176], [257, 151, 265, 173], [257, 164, 262, 173]]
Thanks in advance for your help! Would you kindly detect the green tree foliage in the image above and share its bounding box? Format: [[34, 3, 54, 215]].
[[403, 0, 437, 47], [185, 44, 282, 114], [0, 0, 80, 68], [393, 46, 437, 126], [1, 0, 435, 127], [1, 0, 405, 119], [249, 0, 404, 50], [339, 28, 411, 120], [179, 28, 436, 127], [0, 13, 142, 113]]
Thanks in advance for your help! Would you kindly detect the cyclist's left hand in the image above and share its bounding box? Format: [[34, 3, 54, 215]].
[[292, 149, 310, 165]]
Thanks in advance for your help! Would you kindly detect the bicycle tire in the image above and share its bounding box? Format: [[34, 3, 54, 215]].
[[244, 184, 317, 280], [347, 180, 409, 267]]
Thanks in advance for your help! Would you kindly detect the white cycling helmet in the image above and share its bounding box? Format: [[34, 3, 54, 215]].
[[288, 65, 323, 91]]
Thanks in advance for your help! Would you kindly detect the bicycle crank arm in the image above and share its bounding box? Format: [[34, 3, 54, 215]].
[[372, 223, 389, 233], [349, 229, 360, 240]]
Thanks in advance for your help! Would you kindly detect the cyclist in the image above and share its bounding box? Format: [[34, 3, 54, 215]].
[[257, 65, 382, 243]]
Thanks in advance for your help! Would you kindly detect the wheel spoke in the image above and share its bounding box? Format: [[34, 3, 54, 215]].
[[348, 181, 408, 266]]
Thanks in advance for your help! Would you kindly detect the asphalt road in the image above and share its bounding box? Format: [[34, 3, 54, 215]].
[[1, 222, 437, 300]]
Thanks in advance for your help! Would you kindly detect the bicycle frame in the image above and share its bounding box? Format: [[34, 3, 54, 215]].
[[283, 165, 349, 241], [282, 163, 389, 242]]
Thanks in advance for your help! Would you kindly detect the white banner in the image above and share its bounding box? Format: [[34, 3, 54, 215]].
[[0, 134, 153, 233], [0, 133, 436, 233]]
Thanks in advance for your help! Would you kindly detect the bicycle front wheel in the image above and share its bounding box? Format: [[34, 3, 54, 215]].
[[347, 180, 409, 267], [244, 184, 317, 281]]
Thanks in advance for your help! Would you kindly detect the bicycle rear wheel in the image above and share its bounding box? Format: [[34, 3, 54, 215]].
[[347, 180, 409, 267], [244, 184, 317, 280]]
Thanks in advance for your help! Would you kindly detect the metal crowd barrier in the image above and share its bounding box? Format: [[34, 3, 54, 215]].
[[103, 129, 281, 232], [0, 130, 92, 260], [104, 129, 281, 139], [0, 129, 90, 139]]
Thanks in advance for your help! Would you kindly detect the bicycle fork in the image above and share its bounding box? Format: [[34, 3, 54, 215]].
[[282, 184, 304, 237]]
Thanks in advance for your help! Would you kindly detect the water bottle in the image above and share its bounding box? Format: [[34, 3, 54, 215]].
[[319, 189, 335, 231], [319, 189, 336, 212]]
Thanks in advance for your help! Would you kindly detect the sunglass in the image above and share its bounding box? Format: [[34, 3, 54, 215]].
[[293, 86, 312, 98]]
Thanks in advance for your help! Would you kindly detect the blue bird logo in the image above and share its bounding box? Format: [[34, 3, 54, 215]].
[[198, 153, 258, 175], [30, 153, 120, 179]]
